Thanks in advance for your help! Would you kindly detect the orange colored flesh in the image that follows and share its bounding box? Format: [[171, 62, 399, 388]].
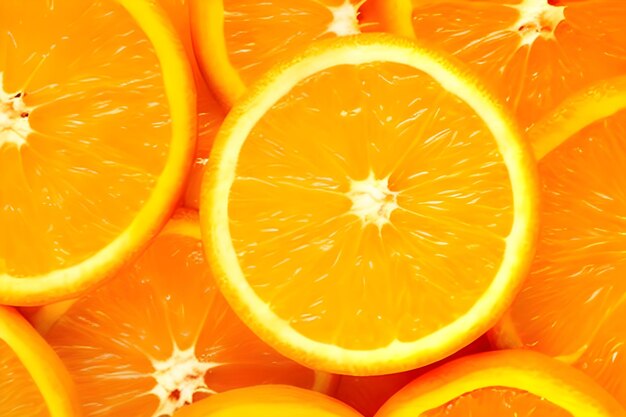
[[173, 385, 364, 417], [0, 339, 48, 417], [223, 0, 363, 85], [156, 0, 224, 209], [335, 336, 491, 416], [229, 61, 514, 350], [409, 1, 626, 129], [44, 211, 324, 417], [499, 110, 626, 405], [0, 1, 181, 276], [422, 387, 572, 417]]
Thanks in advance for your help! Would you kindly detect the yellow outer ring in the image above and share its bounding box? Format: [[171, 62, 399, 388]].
[[200, 33, 539, 375], [0, 0, 196, 306], [0, 306, 82, 417]]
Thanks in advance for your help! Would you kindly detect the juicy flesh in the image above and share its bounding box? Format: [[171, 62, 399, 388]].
[[229, 62, 514, 350], [411, 0, 626, 128], [508, 110, 626, 406], [44, 227, 317, 417], [422, 387, 572, 417], [224, 0, 362, 85], [0, 0, 171, 277], [0, 340, 49, 417]]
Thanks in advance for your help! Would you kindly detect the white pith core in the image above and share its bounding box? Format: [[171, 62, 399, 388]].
[[148, 345, 218, 417], [512, 0, 565, 47], [347, 173, 398, 229], [324, 0, 361, 36], [0, 72, 32, 149]]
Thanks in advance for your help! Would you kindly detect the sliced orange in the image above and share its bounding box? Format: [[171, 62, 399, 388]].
[[376, 350, 626, 417], [172, 385, 363, 417], [334, 336, 491, 416], [200, 34, 539, 375], [189, 0, 367, 107], [156, 0, 225, 209], [0, 305, 81, 417], [373, 0, 626, 129], [0, 0, 195, 305], [491, 75, 626, 407], [43, 209, 333, 417]]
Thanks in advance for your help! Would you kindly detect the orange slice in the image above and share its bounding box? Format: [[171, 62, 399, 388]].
[[156, 0, 225, 209], [189, 0, 367, 107], [0, 306, 80, 417], [43, 209, 333, 417], [334, 336, 491, 416], [373, 0, 626, 129], [376, 350, 626, 417], [172, 385, 363, 417], [0, 0, 195, 305], [200, 34, 539, 375], [491, 75, 626, 407]]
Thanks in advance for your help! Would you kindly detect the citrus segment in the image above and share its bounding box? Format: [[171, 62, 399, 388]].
[[0, 0, 195, 305], [43, 209, 332, 417], [0, 306, 80, 417], [378, 0, 626, 129], [190, 0, 366, 106], [375, 350, 626, 417], [492, 107, 626, 405], [201, 34, 538, 375], [172, 385, 363, 417]]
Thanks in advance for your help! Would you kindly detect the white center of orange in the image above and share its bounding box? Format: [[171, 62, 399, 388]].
[[512, 0, 565, 47], [325, 0, 361, 36], [0, 73, 31, 149], [348, 173, 398, 229], [149, 345, 218, 417]]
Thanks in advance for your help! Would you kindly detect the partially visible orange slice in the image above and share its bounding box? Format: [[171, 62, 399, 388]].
[[376, 350, 626, 417], [189, 0, 367, 107], [200, 34, 538, 375], [172, 385, 363, 417], [491, 75, 626, 407], [0, 0, 196, 305], [156, 0, 225, 209], [0, 306, 80, 417], [373, 0, 626, 129], [43, 209, 332, 417]]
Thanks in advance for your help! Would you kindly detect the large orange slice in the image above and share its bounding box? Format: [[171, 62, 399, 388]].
[[43, 209, 332, 417], [189, 0, 367, 107], [0, 306, 80, 417], [0, 0, 195, 305], [491, 75, 626, 407], [173, 385, 363, 417], [200, 34, 539, 375], [375, 350, 626, 417], [372, 0, 626, 129]]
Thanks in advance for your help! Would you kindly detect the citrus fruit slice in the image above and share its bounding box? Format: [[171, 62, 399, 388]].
[[491, 75, 626, 407], [373, 0, 626, 129], [172, 385, 363, 417], [43, 209, 333, 417], [334, 336, 491, 416], [189, 0, 367, 107], [0, 0, 195, 305], [200, 34, 539, 375], [376, 350, 626, 417], [156, 0, 225, 209], [0, 305, 80, 417]]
